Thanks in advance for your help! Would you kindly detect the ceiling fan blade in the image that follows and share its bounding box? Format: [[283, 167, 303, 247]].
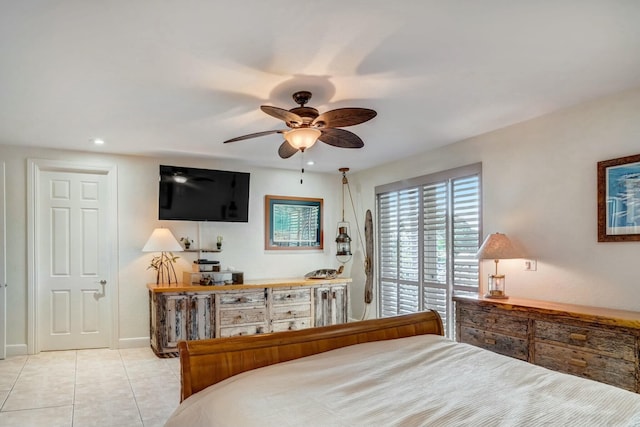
[[278, 141, 298, 159], [260, 105, 304, 125], [318, 128, 364, 148], [223, 129, 285, 143], [312, 108, 377, 128]]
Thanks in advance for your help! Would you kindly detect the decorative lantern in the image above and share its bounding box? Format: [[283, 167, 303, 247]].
[[336, 225, 352, 263]]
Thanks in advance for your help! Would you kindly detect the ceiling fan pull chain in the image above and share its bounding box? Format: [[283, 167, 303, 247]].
[[300, 151, 305, 184]]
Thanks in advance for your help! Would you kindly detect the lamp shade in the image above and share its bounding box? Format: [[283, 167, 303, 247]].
[[142, 228, 183, 252], [477, 233, 522, 260], [284, 128, 321, 150]]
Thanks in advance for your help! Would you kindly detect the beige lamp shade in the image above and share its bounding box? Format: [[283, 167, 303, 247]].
[[477, 232, 521, 261], [142, 228, 183, 253]]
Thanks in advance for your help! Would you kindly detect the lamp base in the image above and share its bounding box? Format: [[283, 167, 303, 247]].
[[484, 292, 509, 299], [485, 274, 507, 299]]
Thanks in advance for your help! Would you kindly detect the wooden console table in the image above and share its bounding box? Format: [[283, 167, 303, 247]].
[[148, 278, 350, 356], [453, 295, 640, 392]]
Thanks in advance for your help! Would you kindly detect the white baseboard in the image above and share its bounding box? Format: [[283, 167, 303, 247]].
[[118, 337, 150, 349], [6, 344, 28, 357]]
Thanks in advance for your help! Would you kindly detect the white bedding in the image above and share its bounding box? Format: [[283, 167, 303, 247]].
[[165, 335, 640, 426]]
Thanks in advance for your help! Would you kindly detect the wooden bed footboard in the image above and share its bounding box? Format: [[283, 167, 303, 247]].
[[178, 310, 444, 401]]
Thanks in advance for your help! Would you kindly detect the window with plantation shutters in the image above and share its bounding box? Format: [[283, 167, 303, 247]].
[[376, 163, 481, 337]]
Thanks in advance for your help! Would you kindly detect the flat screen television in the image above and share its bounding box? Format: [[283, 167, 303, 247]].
[[158, 165, 250, 222]]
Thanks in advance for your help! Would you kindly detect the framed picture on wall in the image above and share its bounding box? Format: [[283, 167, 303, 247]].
[[597, 153, 640, 242], [265, 195, 323, 250]]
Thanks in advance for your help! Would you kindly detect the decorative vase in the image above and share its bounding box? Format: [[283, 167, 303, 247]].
[[216, 242, 222, 250]]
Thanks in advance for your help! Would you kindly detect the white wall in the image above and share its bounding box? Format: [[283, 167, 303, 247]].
[[1, 145, 344, 351], [349, 88, 640, 318]]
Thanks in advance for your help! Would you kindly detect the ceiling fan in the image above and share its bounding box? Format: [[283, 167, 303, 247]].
[[223, 91, 377, 159]]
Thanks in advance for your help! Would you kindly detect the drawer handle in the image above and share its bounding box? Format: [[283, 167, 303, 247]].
[[569, 333, 587, 341], [236, 297, 248, 303], [569, 358, 587, 368], [287, 310, 293, 315], [485, 318, 496, 324], [484, 338, 496, 345]]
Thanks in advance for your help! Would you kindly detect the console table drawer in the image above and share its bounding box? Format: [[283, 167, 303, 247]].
[[271, 304, 312, 321], [535, 320, 636, 361], [220, 308, 267, 326], [534, 342, 636, 391], [458, 305, 528, 337], [459, 326, 528, 360], [219, 324, 267, 338], [272, 288, 312, 304], [272, 317, 312, 332], [219, 291, 265, 306]]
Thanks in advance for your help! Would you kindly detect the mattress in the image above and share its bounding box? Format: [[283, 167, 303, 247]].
[[165, 335, 640, 426]]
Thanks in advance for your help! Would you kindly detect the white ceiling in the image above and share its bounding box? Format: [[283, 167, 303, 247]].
[[1, 1, 640, 172]]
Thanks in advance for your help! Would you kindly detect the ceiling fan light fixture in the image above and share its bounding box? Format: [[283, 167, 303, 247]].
[[284, 128, 321, 150]]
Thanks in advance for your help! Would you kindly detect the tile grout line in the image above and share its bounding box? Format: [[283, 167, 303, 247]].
[[119, 349, 145, 426], [0, 354, 28, 413]]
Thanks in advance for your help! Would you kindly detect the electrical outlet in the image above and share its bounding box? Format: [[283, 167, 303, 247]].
[[524, 259, 537, 271]]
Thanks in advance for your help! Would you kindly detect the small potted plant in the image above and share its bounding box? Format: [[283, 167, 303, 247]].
[[180, 237, 193, 250], [216, 235, 223, 250]]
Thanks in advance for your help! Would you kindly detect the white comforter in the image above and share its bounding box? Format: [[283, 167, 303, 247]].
[[165, 335, 640, 426]]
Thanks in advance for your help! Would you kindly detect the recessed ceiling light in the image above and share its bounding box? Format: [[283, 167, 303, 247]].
[[92, 138, 105, 145]]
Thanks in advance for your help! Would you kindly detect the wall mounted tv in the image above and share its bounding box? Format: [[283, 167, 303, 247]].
[[159, 165, 250, 222]]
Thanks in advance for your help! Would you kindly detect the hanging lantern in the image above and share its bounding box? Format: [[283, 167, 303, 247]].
[[336, 224, 352, 263], [336, 168, 353, 263]]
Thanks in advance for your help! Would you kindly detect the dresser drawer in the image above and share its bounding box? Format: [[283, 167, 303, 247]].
[[219, 291, 265, 306], [534, 320, 635, 362], [271, 303, 312, 321], [458, 305, 529, 338], [219, 307, 267, 326], [272, 288, 312, 305], [459, 325, 529, 361], [272, 318, 312, 332], [534, 342, 636, 391], [219, 324, 267, 338]]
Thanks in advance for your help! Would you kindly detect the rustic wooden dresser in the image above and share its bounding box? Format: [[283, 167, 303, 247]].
[[148, 278, 350, 356], [453, 295, 640, 392]]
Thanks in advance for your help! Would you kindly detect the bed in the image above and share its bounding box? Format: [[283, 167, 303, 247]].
[[165, 311, 640, 426]]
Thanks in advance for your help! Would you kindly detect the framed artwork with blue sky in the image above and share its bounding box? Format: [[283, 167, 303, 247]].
[[598, 153, 640, 241]]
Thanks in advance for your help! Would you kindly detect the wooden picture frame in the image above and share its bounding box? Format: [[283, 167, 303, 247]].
[[597, 153, 640, 242], [265, 195, 323, 250]]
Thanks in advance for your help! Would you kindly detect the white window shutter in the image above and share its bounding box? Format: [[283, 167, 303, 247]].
[[376, 165, 481, 337]]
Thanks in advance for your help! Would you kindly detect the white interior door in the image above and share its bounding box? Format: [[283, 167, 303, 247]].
[[37, 169, 111, 351], [0, 162, 5, 359]]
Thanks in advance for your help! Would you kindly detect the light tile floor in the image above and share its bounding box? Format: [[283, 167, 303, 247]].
[[0, 347, 180, 427]]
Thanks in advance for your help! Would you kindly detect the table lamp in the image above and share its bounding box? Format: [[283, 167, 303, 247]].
[[142, 228, 183, 284], [477, 232, 522, 299]]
